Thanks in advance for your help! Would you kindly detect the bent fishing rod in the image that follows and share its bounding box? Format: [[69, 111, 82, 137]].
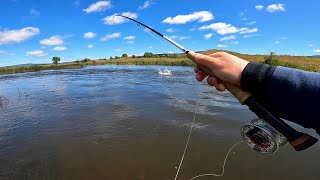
[[115, 14, 318, 153]]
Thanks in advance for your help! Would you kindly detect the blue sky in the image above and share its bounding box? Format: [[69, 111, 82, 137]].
[[0, 0, 319, 66]]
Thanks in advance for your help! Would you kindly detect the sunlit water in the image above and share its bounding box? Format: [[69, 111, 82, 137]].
[[0, 65, 319, 180]]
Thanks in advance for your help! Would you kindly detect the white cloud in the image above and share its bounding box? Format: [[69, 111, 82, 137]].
[[199, 22, 239, 35], [314, 49, 320, 53], [88, 44, 94, 48], [162, 11, 214, 24], [166, 28, 175, 33], [148, 46, 153, 49], [84, 32, 96, 39], [0, 50, 15, 56], [239, 28, 258, 34], [40, 36, 64, 46], [204, 33, 213, 40], [115, 48, 122, 52], [275, 41, 280, 44], [27, 50, 48, 57], [0, 27, 40, 45], [179, 36, 191, 40], [308, 44, 313, 47], [243, 34, 260, 38], [123, 36, 135, 40], [125, 40, 135, 44], [267, 4, 285, 13], [139, 1, 151, 10], [100, 33, 121, 41], [30, 8, 40, 17], [255, 5, 264, 10], [220, 35, 236, 41], [242, 18, 248, 21], [170, 36, 178, 39], [246, 21, 256, 25], [199, 22, 258, 35], [230, 41, 239, 45], [169, 35, 190, 40], [217, 44, 227, 48], [53, 46, 67, 51], [83, 1, 112, 13], [144, 28, 151, 32], [103, 12, 138, 25], [73, 0, 80, 7]]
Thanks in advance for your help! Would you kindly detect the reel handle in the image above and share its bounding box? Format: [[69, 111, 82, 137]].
[[186, 51, 318, 151]]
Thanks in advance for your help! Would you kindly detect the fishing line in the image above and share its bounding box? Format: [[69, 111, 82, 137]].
[[174, 99, 199, 180], [173, 96, 243, 179], [189, 141, 243, 180], [114, 14, 317, 179], [113, 15, 246, 179]]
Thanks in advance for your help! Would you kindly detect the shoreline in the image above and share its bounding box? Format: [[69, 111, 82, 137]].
[[1, 50, 320, 75]]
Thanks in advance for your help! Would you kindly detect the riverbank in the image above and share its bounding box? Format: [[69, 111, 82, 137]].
[[0, 64, 83, 75], [84, 50, 320, 72], [1, 50, 319, 75]]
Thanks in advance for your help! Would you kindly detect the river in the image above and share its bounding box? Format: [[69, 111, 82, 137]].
[[0, 65, 319, 179]]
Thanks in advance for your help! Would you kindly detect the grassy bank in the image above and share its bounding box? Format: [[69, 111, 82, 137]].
[[1, 50, 320, 75], [82, 51, 320, 72], [0, 64, 83, 75], [83, 57, 195, 66], [201, 50, 320, 72]]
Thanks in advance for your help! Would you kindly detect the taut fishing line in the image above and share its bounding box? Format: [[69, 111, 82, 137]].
[[114, 14, 246, 179], [114, 14, 318, 179]]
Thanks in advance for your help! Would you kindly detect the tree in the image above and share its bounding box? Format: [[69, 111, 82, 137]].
[[122, 53, 128, 58], [264, 52, 276, 65], [110, 56, 113, 60], [52, 56, 60, 65], [132, 55, 136, 58], [144, 52, 153, 58], [82, 58, 90, 63]]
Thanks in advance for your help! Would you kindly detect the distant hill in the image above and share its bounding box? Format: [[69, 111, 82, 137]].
[[10, 63, 42, 67]]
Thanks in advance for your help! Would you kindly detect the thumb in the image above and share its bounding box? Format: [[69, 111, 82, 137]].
[[187, 51, 220, 70]]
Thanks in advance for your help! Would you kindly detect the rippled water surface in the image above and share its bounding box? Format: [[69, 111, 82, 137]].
[[0, 65, 319, 180]]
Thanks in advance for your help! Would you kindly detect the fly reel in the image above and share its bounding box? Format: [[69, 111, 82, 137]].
[[241, 118, 288, 154]]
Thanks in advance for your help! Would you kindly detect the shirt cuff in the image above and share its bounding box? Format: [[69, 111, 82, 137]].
[[240, 62, 277, 95]]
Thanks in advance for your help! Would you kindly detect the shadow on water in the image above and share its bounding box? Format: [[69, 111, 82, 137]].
[[0, 65, 319, 179]]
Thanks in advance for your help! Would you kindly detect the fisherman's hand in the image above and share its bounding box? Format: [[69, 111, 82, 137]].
[[188, 52, 249, 91]]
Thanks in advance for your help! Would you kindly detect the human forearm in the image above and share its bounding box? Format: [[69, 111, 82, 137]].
[[241, 63, 320, 133]]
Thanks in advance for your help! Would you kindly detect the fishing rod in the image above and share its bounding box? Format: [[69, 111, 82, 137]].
[[115, 14, 318, 154]]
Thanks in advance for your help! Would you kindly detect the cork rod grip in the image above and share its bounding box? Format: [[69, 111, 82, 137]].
[[187, 51, 252, 104]]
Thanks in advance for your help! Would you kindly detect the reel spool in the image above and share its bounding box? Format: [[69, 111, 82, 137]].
[[241, 118, 288, 154]]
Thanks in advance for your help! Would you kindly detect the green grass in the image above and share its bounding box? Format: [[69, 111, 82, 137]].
[[1, 49, 320, 75], [83, 57, 195, 66], [0, 64, 83, 75]]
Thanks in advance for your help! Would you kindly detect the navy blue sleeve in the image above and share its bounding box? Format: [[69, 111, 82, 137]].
[[241, 62, 320, 134]]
